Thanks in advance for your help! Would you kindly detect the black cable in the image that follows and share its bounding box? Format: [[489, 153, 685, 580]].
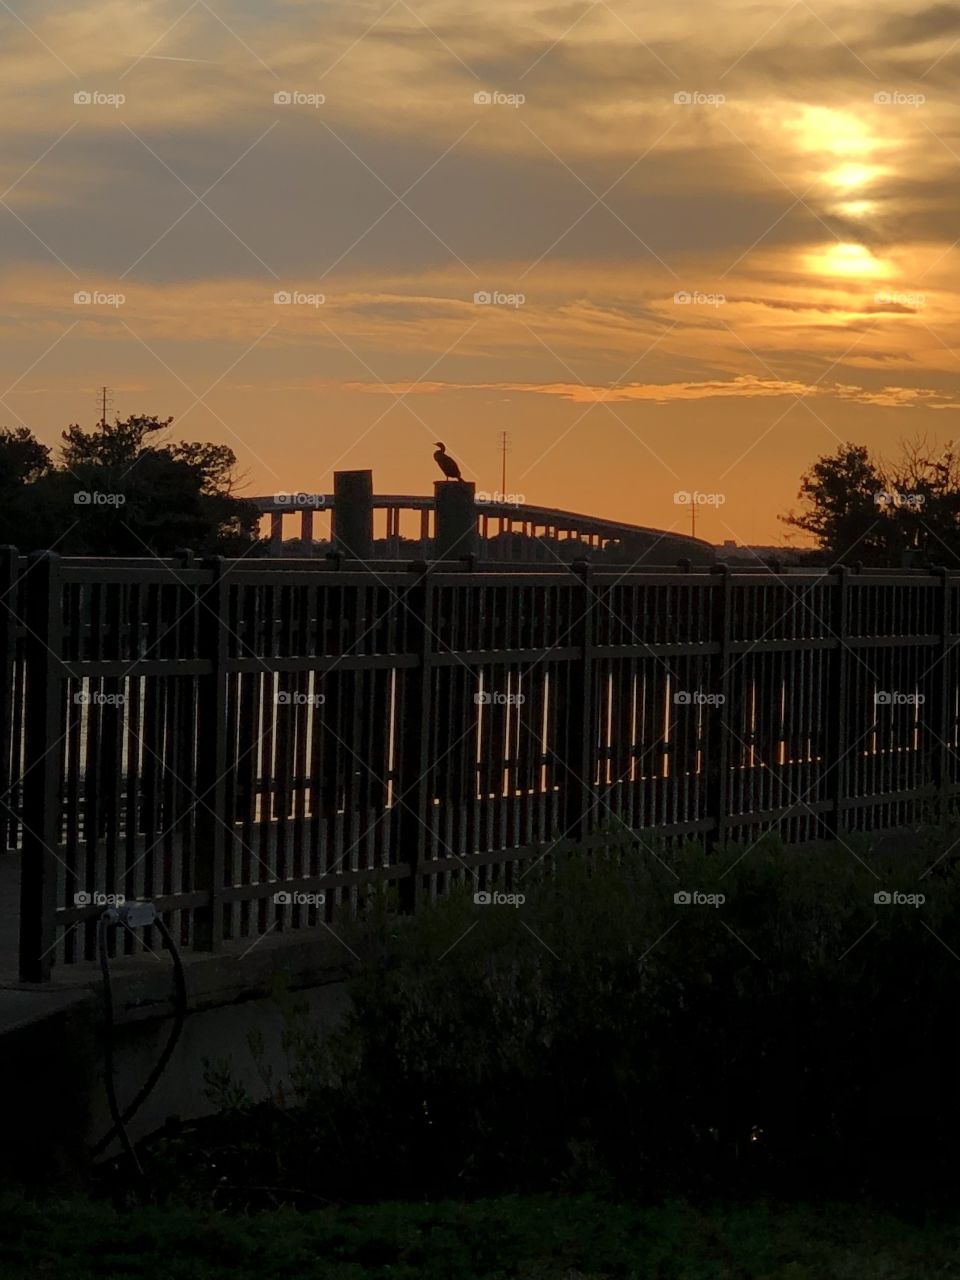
[[97, 912, 144, 1181], [93, 912, 188, 1169]]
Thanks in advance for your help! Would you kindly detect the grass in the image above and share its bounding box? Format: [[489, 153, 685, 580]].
[[3, 1193, 960, 1279]]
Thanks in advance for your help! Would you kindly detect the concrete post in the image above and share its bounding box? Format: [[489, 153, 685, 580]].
[[434, 480, 476, 560], [333, 470, 373, 560], [269, 512, 283, 555], [300, 508, 314, 548]]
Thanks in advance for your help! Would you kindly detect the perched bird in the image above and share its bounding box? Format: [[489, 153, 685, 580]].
[[433, 441, 462, 481]]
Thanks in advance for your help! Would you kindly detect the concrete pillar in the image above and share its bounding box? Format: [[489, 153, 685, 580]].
[[434, 480, 476, 560], [300, 508, 314, 547], [269, 511, 283, 554], [333, 470, 373, 560]]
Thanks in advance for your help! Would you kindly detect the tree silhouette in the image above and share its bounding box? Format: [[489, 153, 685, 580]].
[[782, 437, 960, 567], [0, 416, 261, 556]]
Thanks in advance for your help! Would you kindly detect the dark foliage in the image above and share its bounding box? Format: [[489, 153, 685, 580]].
[[0, 417, 261, 556], [131, 831, 960, 1211]]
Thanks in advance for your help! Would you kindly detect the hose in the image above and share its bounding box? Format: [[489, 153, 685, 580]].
[[93, 911, 188, 1176]]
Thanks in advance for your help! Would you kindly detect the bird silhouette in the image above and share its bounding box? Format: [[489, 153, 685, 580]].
[[433, 441, 462, 481]]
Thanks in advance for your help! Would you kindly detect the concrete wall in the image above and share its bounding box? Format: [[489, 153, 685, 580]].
[[0, 931, 355, 1187]]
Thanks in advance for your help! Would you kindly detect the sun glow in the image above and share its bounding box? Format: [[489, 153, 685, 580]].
[[807, 242, 888, 277]]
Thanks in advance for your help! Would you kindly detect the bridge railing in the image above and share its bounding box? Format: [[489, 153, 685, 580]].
[[9, 552, 958, 979]]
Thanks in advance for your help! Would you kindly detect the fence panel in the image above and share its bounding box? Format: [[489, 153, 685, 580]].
[[9, 558, 960, 978]]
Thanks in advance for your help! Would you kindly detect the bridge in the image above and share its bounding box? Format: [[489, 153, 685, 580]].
[[249, 471, 716, 564]]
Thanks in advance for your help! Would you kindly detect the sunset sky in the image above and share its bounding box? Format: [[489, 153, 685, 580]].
[[2, 0, 959, 544]]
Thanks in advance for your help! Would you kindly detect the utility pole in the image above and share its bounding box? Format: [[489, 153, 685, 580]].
[[691, 498, 696, 540], [499, 430, 510, 496], [97, 386, 113, 427]]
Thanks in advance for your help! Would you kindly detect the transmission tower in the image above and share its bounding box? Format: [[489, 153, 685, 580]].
[[95, 386, 114, 427]]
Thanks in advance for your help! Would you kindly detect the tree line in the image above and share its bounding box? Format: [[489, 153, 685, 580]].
[[782, 436, 960, 567], [0, 415, 260, 556]]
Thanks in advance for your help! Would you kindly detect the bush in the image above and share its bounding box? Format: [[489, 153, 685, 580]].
[[148, 832, 960, 1207]]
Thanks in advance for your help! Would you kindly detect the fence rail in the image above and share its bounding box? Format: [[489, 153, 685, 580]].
[[4, 551, 957, 980]]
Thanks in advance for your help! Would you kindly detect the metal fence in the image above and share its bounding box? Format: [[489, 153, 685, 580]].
[[5, 551, 957, 980]]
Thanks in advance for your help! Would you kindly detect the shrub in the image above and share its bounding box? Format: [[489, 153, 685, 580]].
[[159, 831, 960, 1206]]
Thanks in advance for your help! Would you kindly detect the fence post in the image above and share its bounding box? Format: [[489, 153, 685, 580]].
[[434, 480, 477, 560], [559, 560, 595, 844], [0, 547, 19, 853], [706, 563, 732, 849], [19, 551, 63, 982], [193, 557, 229, 951], [333, 469, 373, 560], [823, 564, 850, 840], [395, 564, 433, 913], [934, 567, 952, 804]]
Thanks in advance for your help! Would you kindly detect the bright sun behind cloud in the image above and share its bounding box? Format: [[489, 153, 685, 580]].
[[806, 242, 889, 278]]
